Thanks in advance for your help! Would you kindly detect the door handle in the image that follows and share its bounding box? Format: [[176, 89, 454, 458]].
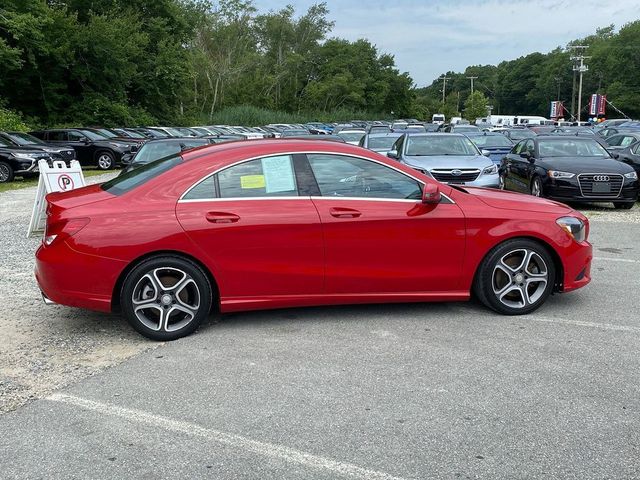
[[329, 207, 362, 218], [205, 211, 240, 223]]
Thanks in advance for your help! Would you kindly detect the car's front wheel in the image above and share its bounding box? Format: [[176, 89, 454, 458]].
[[96, 151, 115, 170], [474, 239, 555, 315], [530, 176, 543, 197], [120, 256, 213, 340]]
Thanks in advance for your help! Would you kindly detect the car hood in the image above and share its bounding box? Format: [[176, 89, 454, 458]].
[[464, 186, 573, 214], [538, 156, 634, 174], [402, 154, 492, 170], [0, 145, 50, 155]]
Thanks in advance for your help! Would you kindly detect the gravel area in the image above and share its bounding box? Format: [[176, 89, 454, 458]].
[[0, 175, 637, 415], [0, 173, 157, 414]]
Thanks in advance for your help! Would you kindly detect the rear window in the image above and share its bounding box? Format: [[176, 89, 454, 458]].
[[101, 154, 182, 195]]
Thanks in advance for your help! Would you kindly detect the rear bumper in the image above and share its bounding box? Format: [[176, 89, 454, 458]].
[[35, 241, 126, 313]]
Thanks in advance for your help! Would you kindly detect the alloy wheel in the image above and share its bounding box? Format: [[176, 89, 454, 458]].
[[131, 267, 201, 332], [531, 178, 542, 197], [98, 154, 113, 169], [491, 248, 548, 309], [0, 164, 9, 182]]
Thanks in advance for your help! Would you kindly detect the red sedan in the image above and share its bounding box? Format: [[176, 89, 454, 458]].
[[36, 140, 592, 340]]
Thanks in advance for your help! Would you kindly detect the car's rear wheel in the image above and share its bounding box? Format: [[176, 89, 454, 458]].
[[120, 256, 213, 340], [96, 151, 115, 170], [530, 177, 543, 197], [474, 239, 555, 315], [0, 161, 15, 183], [614, 202, 634, 210]]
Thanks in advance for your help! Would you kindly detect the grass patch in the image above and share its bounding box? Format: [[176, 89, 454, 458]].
[[0, 169, 110, 194]]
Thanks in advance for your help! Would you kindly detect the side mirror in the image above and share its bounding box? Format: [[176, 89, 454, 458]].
[[130, 144, 139, 153], [612, 152, 620, 159], [481, 149, 490, 156], [387, 150, 399, 159], [82, 137, 90, 144], [422, 183, 441, 204], [519, 152, 531, 159]]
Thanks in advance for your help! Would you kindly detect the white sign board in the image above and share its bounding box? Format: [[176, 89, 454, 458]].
[[27, 160, 86, 238]]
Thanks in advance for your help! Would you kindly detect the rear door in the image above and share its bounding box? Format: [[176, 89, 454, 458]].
[[176, 154, 324, 300], [305, 153, 465, 294]]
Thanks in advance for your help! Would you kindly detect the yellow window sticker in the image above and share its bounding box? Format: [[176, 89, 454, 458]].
[[240, 175, 265, 189]]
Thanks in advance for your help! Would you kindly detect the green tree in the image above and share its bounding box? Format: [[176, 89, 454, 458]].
[[464, 91, 489, 121]]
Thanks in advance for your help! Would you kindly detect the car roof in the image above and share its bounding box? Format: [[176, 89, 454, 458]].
[[366, 132, 402, 138]]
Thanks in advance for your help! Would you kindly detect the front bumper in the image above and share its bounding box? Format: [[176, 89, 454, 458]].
[[560, 239, 592, 293], [543, 178, 639, 203]]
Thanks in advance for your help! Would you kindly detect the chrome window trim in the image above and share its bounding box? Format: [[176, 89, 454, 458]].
[[178, 150, 431, 202]]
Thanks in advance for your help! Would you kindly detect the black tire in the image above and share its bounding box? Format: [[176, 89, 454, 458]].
[[474, 238, 556, 315], [613, 202, 634, 210], [95, 151, 116, 170], [120, 256, 213, 341], [0, 161, 15, 183], [530, 176, 543, 197]]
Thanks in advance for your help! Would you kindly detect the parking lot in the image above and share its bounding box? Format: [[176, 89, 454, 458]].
[[0, 175, 638, 478]]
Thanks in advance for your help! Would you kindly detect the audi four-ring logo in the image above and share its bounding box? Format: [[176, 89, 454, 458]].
[[593, 175, 610, 182]]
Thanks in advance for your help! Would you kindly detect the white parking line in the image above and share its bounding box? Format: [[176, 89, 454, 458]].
[[593, 256, 639, 263], [47, 393, 409, 480], [527, 317, 640, 333]]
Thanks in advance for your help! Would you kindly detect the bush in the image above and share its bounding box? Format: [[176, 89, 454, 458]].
[[0, 106, 29, 131]]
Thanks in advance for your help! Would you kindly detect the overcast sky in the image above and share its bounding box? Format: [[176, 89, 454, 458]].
[[253, 0, 640, 87]]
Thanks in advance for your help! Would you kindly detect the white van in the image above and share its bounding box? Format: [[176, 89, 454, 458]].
[[432, 113, 445, 125]]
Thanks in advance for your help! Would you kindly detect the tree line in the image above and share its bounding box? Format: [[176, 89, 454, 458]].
[[1, 1, 639, 128]]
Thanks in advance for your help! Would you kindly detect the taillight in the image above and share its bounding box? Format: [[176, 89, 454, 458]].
[[44, 218, 90, 246]]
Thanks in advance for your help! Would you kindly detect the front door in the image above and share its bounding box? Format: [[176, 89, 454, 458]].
[[305, 153, 465, 294]]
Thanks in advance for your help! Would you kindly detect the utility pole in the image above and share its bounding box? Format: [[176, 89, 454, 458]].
[[569, 45, 589, 121], [554, 76, 562, 101], [466, 76, 478, 95], [438, 75, 449, 104]]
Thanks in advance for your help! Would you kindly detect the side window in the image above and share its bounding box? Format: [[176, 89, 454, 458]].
[[633, 143, 640, 155], [307, 154, 421, 200], [48, 131, 67, 141], [68, 131, 85, 141], [620, 136, 635, 147], [216, 155, 298, 198], [525, 140, 535, 156], [512, 140, 526, 154], [183, 176, 216, 200]]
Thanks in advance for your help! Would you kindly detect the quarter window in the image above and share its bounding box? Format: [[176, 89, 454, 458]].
[[217, 155, 298, 198], [307, 154, 421, 200]]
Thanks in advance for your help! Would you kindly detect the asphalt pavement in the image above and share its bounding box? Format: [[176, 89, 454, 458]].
[[0, 220, 638, 479]]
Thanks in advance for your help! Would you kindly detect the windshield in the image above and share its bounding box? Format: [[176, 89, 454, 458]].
[[116, 129, 145, 139], [406, 135, 479, 156], [91, 128, 117, 138], [508, 130, 536, 140], [538, 139, 610, 157], [102, 154, 182, 195], [5, 132, 44, 145], [468, 135, 513, 147], [133, 140, 208, 166], [338, 132, 365, 142], [78, 129, 108, 140], [368, 136, 400, 150]]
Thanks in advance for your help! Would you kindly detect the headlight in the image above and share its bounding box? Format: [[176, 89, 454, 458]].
[[556, 216, 586, 242], [548, 170, 575, 179], [11, 152, 39, 160], [624, 171, 638, 180], [483, 164, 498, 175]]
